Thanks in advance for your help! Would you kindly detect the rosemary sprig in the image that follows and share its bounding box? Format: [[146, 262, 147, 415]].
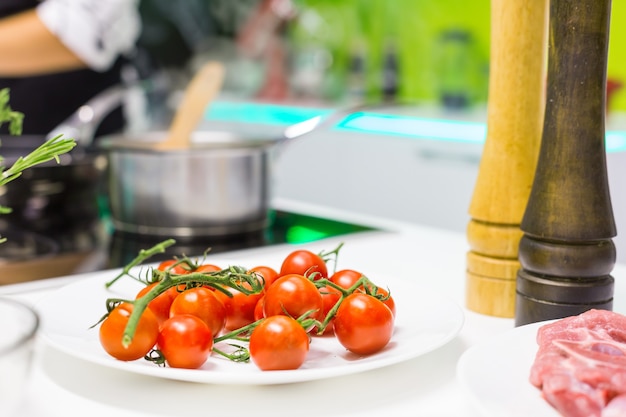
[[0, 88, 76, 239], [0, 134, 76, 187]]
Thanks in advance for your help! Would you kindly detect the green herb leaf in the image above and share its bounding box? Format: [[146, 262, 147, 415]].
[[0, 88, 24, 136]]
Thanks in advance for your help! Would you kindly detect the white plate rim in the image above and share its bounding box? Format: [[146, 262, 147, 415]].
[[456, 319, 561, 417]]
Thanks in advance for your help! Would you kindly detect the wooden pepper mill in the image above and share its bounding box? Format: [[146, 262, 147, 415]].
[[466, 0, 548, 317], [515, 0, 616, 326]]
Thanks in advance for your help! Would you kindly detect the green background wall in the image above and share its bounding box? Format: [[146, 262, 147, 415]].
[[289, 0, 626, 112], [608, 1, 626, 112]]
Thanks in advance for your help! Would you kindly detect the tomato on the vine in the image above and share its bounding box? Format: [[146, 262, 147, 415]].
[[315, 284, 342, 336], [98, 240, 397, 372], [330, 269, 363, 289], [333, 293, 394, 355], [249, 315, 309, 371], [375, 287, 396, 318], [254, 296, 265, 321], [195, 263, 221, 273], [263, 274, 323, 323], [135, 282, 180, 326], [99, 302, 159, 361], [279, 250, 328, 279], [249, 265, 278, 289], [169, 287, 227, 337], [157, 259, 191, 275], [330, 269, 396, 317], [157, 314, 213, 369], [214, 283, 263, 331]]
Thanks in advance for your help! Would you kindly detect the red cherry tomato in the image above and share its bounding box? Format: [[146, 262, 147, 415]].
[[330, 269, 396, 317], [330, 269, 363, 289], [135, 282, 180, 326], [254, 296, 265, 321], [263, 274, 323, 322], [99, 302, 159, 361], [279, 249, 328, 279], [249, 265, 279, 289], [213, 283, 263, 331], [157, 314, 213, 369], [169, 287, 227, 337], [157, 259, 191, 275], [195, 264, 221, 273], [333, 293, 394, 355], [249, 315, 310, 371], [375, 287, 396, 318]]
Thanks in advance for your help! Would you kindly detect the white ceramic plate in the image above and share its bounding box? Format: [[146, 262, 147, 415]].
[[456, 320, 560, 417], [36, 267, 464, 385]]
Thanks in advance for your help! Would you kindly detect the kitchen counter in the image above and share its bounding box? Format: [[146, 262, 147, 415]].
[[2, 198, 625, 417]]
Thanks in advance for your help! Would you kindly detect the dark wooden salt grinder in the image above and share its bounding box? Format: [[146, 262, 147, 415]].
[[515, 0, 616, 326]]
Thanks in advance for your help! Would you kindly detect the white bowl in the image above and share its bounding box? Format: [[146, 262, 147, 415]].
[[0, 298, 39, 416]]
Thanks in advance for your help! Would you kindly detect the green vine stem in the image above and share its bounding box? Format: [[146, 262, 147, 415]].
[[318, 242, 344, 275], [122, 267, 262, 347], [212, 344, 251, 363], [102, 239, 264, 348], [104, 239, 177, 288]]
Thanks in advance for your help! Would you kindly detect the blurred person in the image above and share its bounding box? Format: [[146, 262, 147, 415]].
[[0, 0, 141, 136]]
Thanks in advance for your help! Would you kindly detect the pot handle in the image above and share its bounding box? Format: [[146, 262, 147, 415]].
[[46, 84, 126, 148], [279, 102, 392, 145]]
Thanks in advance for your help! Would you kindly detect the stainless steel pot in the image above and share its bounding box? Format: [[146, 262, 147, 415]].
[[103, 130, 279, 237], [100, 104, 359, 238]]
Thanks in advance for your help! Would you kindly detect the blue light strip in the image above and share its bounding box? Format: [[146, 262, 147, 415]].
[[334, 112, 486, 144], [207, 101, 332, 126], [206, 101, 626, 153], [606, 132, 626, 153]]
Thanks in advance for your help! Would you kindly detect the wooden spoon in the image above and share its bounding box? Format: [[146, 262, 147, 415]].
[[156, 61, 225, 151]]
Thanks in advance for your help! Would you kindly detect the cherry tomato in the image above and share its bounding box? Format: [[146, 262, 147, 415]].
[[249, 315, 309, 371], [157, 314, 213, 369], [333, 293, 394, 355], [279, 249, 328, 279], [330, 270, 396, 317], [263, 274, 323, 323], [330, 269, 363, 290], [249, 265, 279, 289], [254, 296, 265, 321], [169, 287, 226, 337], [214, 283, 263, 331], [135, 282, 180, 326], [157, 259, 176, 270], [195, 264, 221, 273], [99, 302, 159, 361], [375, 287, 396, 318], [157, 259, 191, 275]]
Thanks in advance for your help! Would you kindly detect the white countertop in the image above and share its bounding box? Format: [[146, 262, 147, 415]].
[[2, 199, 624, 417]]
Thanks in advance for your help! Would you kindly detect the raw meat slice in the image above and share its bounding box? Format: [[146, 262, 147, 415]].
[[603, 394, 626, 417], [530, 309, 626, 417]]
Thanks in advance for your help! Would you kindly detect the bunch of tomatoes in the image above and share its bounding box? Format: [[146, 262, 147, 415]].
[[97, 240, 396, 371]]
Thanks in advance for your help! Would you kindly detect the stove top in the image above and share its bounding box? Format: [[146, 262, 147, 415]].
[[106, 209, 375, 267], [0, 209, 375, 285]]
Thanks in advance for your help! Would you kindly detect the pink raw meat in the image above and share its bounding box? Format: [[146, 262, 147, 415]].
[[530, 309, 626, 417]]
